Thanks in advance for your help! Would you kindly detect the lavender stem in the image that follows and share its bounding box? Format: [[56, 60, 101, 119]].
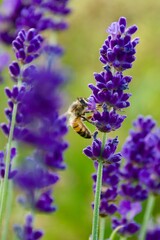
[[0, 102, 18, 224], [91, 133, 107, 240], [1, 181, 13, 240], [0, 73, 22, 228], [139, 194, 155, 240], [99, 217, 106, 240]]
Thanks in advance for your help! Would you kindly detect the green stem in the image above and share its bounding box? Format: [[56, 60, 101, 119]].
[[1, 181, 13, 240], [99, 217, 106, 240], [91, 160, 103, 240], [109, 225, 125, 240], [119, 237, 126, 240], [139, 194, 155, 240], [0, 179, 3, 199], [0, 102, 18, 225], [91, 133, 107, 240]]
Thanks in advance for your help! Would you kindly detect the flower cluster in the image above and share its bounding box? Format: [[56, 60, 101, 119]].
[[14, 214, 43, 240], [84, 136, 121, 164], [122, 115, 160, 196], [146, 225, 160, 240], [0, 0, 71, 44], [83, 17, 139, 224], [82, 18, 139, 240], [84, 136, 122, 216], [12, 28, 43, 65], [112, 200, 141, 236], [0, 26, 69, 238], [112, 115, 160, 237], [87, 17, 139, 133], [0, 148, 17, 179]]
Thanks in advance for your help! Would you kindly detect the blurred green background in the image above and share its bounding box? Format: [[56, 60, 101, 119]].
[[1, 0, 160, 239]]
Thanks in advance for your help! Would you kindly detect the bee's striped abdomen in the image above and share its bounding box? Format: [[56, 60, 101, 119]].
[[72, 117, 91, 139]]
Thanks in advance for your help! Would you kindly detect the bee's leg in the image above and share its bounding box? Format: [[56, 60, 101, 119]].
[[81, 116, 95, 125]]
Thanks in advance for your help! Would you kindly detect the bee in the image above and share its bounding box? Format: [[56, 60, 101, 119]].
[[67, 97, 92, 139]]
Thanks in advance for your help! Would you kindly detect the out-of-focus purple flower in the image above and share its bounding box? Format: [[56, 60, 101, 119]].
[[112, 199, 141, 236], [146, 225, 160, 240], [113, 115, 160, 238], [121, 115, 160, 195], [14, 156, 58, 212], [119, 200, 142, 219], [84, 137, 121, 164], [14, 157, 59, 190], [35, 189, 56, 213], [43, 44, 64, 58], [120, 183, 148, 201], [0, 0, 71, 44], [14, 214, 43, 240], [112, 217, 140, 236], [3, 67, 68, 159], [0, 52, 10, 82], [0, 148, 17, 179]]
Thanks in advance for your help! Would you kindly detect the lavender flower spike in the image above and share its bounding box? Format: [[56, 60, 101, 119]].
[[14, 214, 43, 240], [101, 16, 139, 71], [84, 136, 121, 164]]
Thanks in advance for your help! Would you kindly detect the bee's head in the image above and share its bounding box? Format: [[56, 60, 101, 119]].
[[77, 97, 88, 107]]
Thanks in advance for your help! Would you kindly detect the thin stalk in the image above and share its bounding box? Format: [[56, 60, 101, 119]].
[[119, 237, 126, 240], [139, 194, 155, 240], [1, 181, 13, 240], [91, 133, 107, 240], [91, 160, 103, 240], [109, 225, 125, 240], [99, 217, 106, 240], [0, 73, 22, 228], [0, 179, 3, 199], [0, 102, 18, 224]]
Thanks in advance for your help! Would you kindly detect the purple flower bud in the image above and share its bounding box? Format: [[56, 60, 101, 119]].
[[9, 61, 20, 77], [1, 123, 10, 135], [119, 17, 127, 28], [12, 40, 22, 50], [14, 214, 43, 240], [127, 25, 138, 35], [5, 87, 12, 98], [26, 28, 37, 41]]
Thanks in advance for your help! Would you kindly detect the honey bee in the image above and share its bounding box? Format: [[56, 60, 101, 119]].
[[67, 97, 92, 139]]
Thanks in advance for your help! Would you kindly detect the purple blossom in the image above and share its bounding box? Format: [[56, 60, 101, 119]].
[[14, 214, 43, 240], [112, 199, 141, 236], [146, 226, 160, 240], [86, 17, 139, 137], [88, 136, 122, 217], [90, 108, 126, 133], [0, 0, 71, 44], [14, 156, 58, 212], [0, 148, 17, 179], [121, 115, 160, 195], [35, 189, 56, 213], [3, 66, 68, 160], [112, 217, 140, 236], [89, 71, 132, 109], [84, 137, 121, 164], [113, 115, 160, 237], [12, 28, 43, 65], [101, 16, 139, 71]]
